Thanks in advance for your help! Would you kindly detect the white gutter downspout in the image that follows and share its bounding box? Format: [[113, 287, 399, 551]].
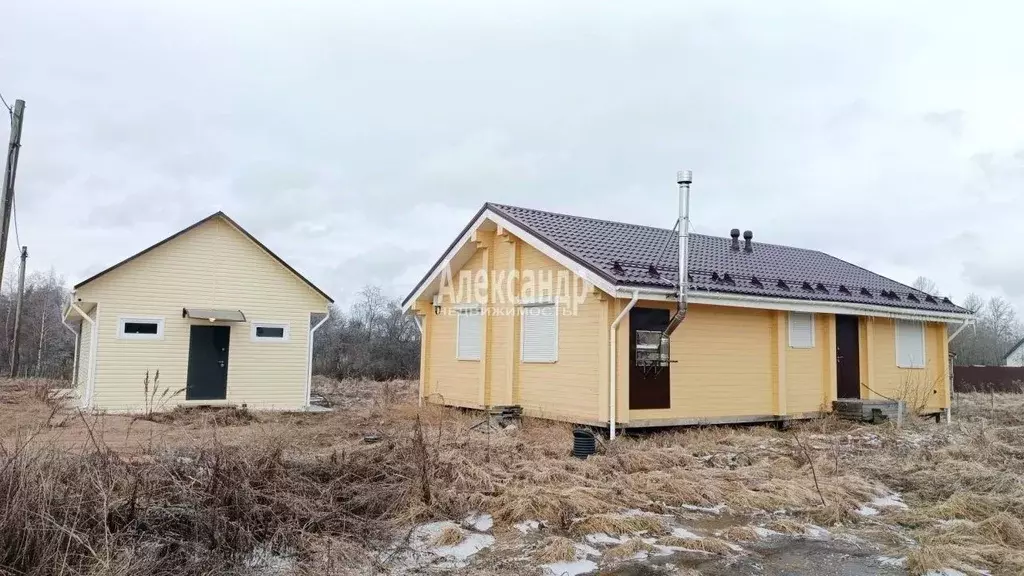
[[61, 308, 80, 391], [69, 302, 97, 409], [610, 291, 639, 440], [945, 318, 973, 425], [306, 310, 331, 407], [413, 315, 424, 407]]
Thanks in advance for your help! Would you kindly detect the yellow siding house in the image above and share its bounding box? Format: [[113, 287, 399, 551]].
[[63, 212, 332, 412], [403, 203, 973, 433]]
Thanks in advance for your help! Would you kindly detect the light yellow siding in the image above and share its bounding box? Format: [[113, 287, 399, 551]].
[[426, 250, 485, 408], [626, 303, 775, 422], [74, 314, 94, 401], [415, 221, 954, 426], [516, 243, 600, 422], [785, 312, 830, 414], [421, 234, 602, 424], [74, 216, 328, 412], [865, 319, 948, 411]]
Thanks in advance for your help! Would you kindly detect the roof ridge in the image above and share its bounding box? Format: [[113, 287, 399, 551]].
[[486, 202, 840, 255]]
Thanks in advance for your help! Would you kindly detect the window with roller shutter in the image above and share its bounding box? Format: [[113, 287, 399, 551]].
[[521, 302, 558, 363], [788, 312, 814, 348], [896, 320, 925, 368], [456, 307, 482, 360]]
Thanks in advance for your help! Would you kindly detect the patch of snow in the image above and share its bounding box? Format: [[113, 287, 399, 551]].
[[803, 524, 831, 541], [515, 520, 541, 534], [753, 527, 782, 538], [574, 543, 602, 558], [877, 556, 906, 567], [678, 503, 726, 515], [585, 532, 627, 546], [923, 570, 968, 576], [432, 532, 495, 561], [395, 520, 496, 570], [542, 559, 598, 576], [244, 546, 296, 576], [870, 494, 909, 509], [670, 527, 701, 539], [856, 505, 880, 516], [463, 513, 493, 532]]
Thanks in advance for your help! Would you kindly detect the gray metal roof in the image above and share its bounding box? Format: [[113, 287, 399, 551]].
[[488, 203, 966, 314]]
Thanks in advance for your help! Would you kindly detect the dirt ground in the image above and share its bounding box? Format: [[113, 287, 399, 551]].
[[2, 377, 1023, 576]]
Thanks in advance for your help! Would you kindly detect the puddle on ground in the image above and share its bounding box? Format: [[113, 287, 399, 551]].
[[598, 510, 906, 576]]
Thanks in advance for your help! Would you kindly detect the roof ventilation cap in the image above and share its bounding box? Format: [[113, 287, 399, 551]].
[[743, 230, 753, 253], [730, 229, 741, 251]]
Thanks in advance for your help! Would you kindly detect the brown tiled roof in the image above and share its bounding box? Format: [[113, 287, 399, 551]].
[[488, 203, 966, 314]]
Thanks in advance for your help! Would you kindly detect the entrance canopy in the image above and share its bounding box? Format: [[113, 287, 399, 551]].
[[182, 308, 246, 322]]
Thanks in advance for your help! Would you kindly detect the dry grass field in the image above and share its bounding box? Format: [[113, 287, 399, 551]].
[[1, 377, 1023, 575]]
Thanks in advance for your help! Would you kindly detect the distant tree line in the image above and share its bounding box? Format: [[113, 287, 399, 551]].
[[311, 286, 421, 380], [912, 276, 1023, 366], [0, 268, 76, 379]]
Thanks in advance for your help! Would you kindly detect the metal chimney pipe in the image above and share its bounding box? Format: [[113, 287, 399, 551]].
[[663, 170, 692, 337]]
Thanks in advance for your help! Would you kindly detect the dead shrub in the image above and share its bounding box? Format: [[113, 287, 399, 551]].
[[534, 536, 578, 563], [431, 525, 464, 547], [569, 514, 668, 537], [604, 539, 654, 560]]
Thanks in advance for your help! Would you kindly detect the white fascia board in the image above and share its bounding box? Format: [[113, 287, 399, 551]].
[[401, 208, 619, 312], [401, 211, 489, 313], [612, 287, 973, 323]]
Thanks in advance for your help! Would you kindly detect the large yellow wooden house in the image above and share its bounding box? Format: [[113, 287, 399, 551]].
[[63, 212, 333, 412], [402, 201, 973, 433]]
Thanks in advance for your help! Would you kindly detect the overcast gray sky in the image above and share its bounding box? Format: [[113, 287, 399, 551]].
[[2, 1, 1022, 308]]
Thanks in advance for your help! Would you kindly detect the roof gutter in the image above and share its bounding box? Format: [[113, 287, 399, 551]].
[[663, 170, 692, 339], [305, 309, 331, 408], [614, 288, 972, 323]]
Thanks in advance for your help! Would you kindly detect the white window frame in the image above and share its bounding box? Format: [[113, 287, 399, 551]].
[[251, 322, 290, 343], [455, 305, 482, 361], [117, 316, 165, 340], [788, 312, 815, 349], [520, 299, 559, 363], [895, 319, 926, 369]]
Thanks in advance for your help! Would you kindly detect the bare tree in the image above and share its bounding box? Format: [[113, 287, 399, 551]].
[[912, 276, 939, 296]]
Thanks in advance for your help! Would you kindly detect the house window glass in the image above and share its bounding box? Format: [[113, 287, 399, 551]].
[[456, 307, 482, 360], [118, 317, 164, 340], [788, 312, 815, 348], [521, 303, 558, 363], [251, 322, 289, 342], [896, 320, 926, 368]]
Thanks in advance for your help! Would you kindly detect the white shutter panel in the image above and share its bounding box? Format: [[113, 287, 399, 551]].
[[522, 303, 558, 362], [456, 309, 481, 360], [896, 320, 925, 368], [788, 312, 814, 348]]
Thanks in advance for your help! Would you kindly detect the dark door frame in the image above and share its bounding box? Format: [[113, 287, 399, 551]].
[[835, 314, 861, 399], [628, 307, 671, 410], [186, 325, 231, 401]]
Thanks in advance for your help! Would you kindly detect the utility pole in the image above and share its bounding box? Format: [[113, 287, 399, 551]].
[[10, 246, 26, 377], [0, 100, 25, 284]]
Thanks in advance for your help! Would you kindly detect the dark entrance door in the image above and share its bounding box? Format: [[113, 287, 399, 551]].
[[629, 307, 671, 410], [186, 325, 230, 400], [835, 315, 861, 399]]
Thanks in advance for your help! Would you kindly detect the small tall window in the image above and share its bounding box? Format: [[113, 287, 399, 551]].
[[251, 322, 289, 342], [118, 317, 164, 340], [788, 312, 815, 348], [521, 302, 558, 363], [456, 307, 482, 360], [896, 320, 925, 368]]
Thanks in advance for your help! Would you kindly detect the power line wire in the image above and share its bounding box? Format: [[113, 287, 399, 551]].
[[0, 91, 11, 114]]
